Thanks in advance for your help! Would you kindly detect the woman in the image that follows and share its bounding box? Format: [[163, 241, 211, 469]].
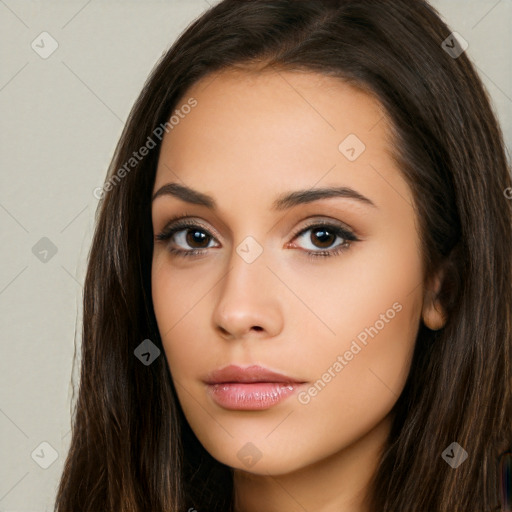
[[55, 0, 512, 510]]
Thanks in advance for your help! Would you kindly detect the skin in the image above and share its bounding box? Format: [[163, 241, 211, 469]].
[[151, 68, 446, 512]]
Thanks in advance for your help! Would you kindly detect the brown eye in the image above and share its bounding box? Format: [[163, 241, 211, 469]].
[[169, 226, 218, 252], [309, 227, 337, 249], [155, 219, 220, 257], [184, 228, 211, 248], [294, 224, 353, 253]]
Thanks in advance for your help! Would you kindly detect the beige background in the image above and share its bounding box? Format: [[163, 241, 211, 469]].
[[0, 1, 510, 510]]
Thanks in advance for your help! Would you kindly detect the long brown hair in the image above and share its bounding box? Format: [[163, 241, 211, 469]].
[[54, 1, 512, 510]]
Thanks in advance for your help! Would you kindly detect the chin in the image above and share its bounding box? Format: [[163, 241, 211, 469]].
[[201, 436, 319, 476]]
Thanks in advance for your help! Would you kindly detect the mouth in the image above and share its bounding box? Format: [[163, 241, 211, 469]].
[[203, 364, 307, 411]]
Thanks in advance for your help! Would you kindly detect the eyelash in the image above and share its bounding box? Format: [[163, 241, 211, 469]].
[[154, 213, 359, 260]]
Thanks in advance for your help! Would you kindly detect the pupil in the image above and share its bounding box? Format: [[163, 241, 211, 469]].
[[187, 229, 209, 248], [313, 229, 334, 248]]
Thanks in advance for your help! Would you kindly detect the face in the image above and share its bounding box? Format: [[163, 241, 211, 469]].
[[151, 68, 440, 476]]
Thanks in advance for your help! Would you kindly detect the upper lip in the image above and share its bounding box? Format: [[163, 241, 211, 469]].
[[204, 364, 305, 384]]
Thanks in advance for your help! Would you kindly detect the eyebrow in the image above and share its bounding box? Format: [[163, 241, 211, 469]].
[[151, 182, 377, 210]]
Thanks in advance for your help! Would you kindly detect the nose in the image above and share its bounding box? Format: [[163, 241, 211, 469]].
[[211, 243, 284, 341]]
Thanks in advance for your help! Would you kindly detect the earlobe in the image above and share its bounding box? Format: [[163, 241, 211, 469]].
[[422, 269, 448, 331], [422, 297, 447, 330]]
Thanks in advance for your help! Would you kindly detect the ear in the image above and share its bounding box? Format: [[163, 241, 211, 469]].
[[422, 266, 447, 331]]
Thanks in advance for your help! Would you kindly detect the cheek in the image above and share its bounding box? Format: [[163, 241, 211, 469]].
[[271, 224, 423, 361], [151, 257, 218, 377], [305, 249, 421, 432], [299, 296, 420, 428], [285, 302, 420, 477]]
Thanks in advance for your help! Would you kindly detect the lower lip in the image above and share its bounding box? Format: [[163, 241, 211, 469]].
[[206, 382, 303, 410]]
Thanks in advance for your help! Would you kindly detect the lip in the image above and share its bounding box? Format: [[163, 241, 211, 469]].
[[204, 364, 304, 385], [204, 364, 306, 411]]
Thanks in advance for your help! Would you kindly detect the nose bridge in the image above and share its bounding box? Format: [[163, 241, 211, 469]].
[[228, 235, 268, 294], [212, 235, 282, 338]]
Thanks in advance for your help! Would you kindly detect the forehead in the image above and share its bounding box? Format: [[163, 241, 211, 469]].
[[162, 67, 389, 151], [153, 68, 410, 214]]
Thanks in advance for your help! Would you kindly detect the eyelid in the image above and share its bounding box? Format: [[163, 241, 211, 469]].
[[156, 213, 222, 241], [288, 216, 356, 239]]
